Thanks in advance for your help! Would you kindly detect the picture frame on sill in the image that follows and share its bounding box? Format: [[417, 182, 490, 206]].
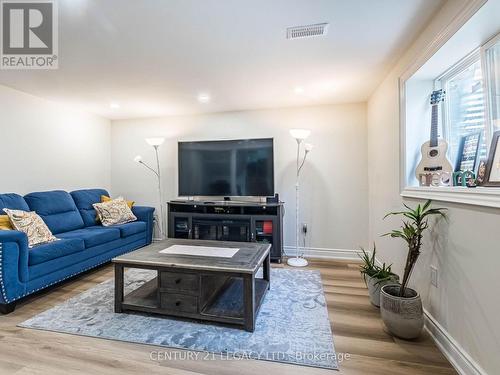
[[483, 131, 500, 187], [476, 159, 488, 186], [455, 132, 481, 173]]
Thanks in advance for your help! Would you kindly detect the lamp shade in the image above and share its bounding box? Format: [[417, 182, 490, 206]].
[[133, 155, 142, 163], [145, 137, 165, 146], [304, 143, 314, 152], [289, 129, 311, 140]]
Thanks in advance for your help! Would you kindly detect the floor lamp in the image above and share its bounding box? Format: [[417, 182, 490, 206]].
[[134, 137, 166, 240], [288, 129, 313, 267]]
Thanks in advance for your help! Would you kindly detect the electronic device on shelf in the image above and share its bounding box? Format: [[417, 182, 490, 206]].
[[178, 138, 274, 197], [415, 89, 453, 186]]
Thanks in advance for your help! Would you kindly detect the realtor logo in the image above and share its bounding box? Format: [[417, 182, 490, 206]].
[[1, 0, 58, 69]]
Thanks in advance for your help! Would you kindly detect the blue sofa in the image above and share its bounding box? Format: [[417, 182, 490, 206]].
[[0, 189, 154, 313]]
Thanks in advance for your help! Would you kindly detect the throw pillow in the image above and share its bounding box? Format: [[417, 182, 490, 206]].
[[101, 195, 134, 208], [0, 215, 13, 230], [93, 198, 137, 226], [3, 208, 57, 247]]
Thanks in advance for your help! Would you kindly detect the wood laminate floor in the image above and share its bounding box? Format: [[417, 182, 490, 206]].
[[0, 259, 457, 375]]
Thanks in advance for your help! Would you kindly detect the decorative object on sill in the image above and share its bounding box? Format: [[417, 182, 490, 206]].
[[419, 171, 451, 187], [415, 90, 453, 181], [455, 132, 481, 173], [476, 159, 488, 185], [483, 130, 500, 187], [381, 200, 446, 339], [134, 137, 166, 239], [453, 170, 475, 187], [288, 129, 313, 268], [358, 244, 399, 307], [466, 179, 477, 188], [418, 173, 432, 186]]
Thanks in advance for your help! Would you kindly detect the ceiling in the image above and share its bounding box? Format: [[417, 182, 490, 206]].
[[0, 0, 444, 120]]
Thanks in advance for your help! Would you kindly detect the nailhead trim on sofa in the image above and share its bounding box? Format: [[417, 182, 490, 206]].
[[0, 242, 144, 304]]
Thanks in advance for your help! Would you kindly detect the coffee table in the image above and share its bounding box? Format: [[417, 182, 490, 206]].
[[112, 239, 271, 332]]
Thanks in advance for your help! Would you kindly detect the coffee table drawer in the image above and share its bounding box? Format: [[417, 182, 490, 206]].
[[160, 271, 199, 292], [160, 292, 198, 313]]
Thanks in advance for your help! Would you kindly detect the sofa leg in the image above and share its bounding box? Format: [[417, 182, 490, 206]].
[[0, 302, 16, 314]]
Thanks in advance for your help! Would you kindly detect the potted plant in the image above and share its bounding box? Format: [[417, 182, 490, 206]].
[[359, 244, 399, 307], [380, 200, 446, 339]]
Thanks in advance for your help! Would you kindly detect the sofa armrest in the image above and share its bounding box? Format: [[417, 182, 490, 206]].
[[0, 230, 29, 303], [132, 206, 155, 244]]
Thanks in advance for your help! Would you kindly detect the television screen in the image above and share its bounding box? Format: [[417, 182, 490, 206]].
[[178, 138, 274, 197]]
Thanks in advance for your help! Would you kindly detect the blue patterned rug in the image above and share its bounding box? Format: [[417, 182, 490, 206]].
[[19, 268, 338, 370]]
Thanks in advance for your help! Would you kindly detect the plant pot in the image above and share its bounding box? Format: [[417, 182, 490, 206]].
[[380, 284, 424, 339], [365, 276, 398, 307]]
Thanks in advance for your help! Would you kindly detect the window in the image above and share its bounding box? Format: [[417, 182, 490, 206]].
[[440, 56, 487, 165], [400, 1, 500, 208], [484, 36, 500, 133]]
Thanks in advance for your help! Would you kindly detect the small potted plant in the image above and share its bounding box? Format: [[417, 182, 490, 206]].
[[380, 200, 446, 339], [359, 244, 399, 307]]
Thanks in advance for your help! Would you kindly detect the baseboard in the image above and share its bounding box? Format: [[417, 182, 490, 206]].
[[424, 310, 488, 375], [295, 250, 488, 374], [283, 246, 363, 261], [372, 254, 488, 375]]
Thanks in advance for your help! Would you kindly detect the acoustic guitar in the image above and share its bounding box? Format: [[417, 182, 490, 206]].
[[415, 89, 453, 186]]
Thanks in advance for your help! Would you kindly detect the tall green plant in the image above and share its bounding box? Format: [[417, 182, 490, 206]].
[[383, 200, 446, 297]]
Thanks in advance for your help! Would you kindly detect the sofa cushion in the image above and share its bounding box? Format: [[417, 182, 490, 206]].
[[0, 193, 30, 211], [70, 189, 110, 227], [29, 238, 85, 266], [58, 227, 120, 248], [24, 191, 85, 234], [108, 221, 147, 238]]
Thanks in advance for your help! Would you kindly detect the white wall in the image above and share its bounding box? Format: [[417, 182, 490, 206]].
[[367, 0, 498, 374], [0, 84, 111, 194], [111, 103, 368, 253]]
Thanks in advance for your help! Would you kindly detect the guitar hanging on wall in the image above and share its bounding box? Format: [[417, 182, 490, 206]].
[[415, 89, 453, 186]]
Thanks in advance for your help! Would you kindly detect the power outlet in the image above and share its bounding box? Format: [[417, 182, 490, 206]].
[[430, 266, 438, 287]]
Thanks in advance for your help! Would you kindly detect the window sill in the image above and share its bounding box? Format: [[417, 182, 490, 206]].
[[401, 186, 500, 209]]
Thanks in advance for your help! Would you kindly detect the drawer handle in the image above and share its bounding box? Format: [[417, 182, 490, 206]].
[[175, 301, 181, 306], [175, 278, 182, 284]]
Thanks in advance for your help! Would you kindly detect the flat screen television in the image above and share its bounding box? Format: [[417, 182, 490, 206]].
[[178, 138, 274, 197]]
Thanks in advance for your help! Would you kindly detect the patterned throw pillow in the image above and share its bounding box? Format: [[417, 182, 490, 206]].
[[93, 197, 137, 227], [3, 208, 57, 247]]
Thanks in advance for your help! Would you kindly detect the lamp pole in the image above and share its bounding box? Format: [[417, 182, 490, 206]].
[[288, 129, 312, 267], [153, 145, 166, 239], [135, 137, 166, 240]]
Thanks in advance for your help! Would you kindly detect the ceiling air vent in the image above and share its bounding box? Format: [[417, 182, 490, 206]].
[[286, 23, 329, 40]]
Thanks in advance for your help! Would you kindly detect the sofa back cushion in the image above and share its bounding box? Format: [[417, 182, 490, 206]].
[[24, 190, 84, 234], [70, 189, 110, 227], [0, 193, 30, 212]]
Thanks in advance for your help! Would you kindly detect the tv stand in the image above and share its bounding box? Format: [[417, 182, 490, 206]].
[[168, 200, 284, 263]]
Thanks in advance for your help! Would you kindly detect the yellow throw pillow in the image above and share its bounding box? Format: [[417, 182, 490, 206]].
[[0, 215, 13, 230], [101, 195, 134, 208]]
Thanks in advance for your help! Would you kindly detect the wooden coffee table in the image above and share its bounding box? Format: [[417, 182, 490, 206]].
[[112, 239, 271, 332]]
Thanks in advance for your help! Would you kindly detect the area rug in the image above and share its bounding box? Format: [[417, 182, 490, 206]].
[[19, 268, 338, 370]]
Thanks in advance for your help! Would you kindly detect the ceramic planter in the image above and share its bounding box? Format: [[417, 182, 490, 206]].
[[380, 284, 424, 339], [365, 275, 398, 307]]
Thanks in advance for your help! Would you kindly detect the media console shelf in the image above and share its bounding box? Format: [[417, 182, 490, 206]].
[[168, 200, 284, 263]]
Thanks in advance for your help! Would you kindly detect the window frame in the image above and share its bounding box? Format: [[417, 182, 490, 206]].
[[400, 28, 500, 209], [481, 32, 500, 136], [435, 49, 488, 165]]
